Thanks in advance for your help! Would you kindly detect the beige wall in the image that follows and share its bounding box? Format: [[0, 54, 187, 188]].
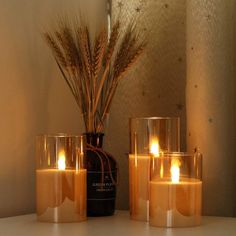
[[0, 0, 186, 217], [0, 0, 84, 217]]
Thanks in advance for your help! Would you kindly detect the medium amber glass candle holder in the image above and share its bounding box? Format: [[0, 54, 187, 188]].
[[149, 152, 202, 228], [36, 134, 86, 223], [129, 117, 180, 221]]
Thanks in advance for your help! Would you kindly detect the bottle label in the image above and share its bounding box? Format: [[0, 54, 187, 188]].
[[87, 170, 117, 200]]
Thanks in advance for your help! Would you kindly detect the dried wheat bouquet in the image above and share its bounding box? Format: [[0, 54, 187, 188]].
[[44, 16, 145, 133]]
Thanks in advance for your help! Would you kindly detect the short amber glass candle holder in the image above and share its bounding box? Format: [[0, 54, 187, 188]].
[[36, 134, 87, 223], [129, 117, 180, 222], [149, 152, 202, 228]]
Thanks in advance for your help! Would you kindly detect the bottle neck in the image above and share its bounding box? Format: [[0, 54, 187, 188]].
[[85, 133, 104, 148]]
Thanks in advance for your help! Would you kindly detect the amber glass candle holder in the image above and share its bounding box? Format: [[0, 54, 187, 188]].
[[129, 117, 180, 221], [149, 152, 202, 228], [36, 134, 86, 223]]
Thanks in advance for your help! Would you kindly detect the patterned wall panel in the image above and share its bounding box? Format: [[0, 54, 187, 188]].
[[105, 0, 187, 210], [186, 0, 236, 216]]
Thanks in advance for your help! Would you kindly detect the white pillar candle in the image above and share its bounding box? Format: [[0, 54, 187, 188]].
[[149, 153, 202, 227], [36, 151, 87, 223], [150, 178, 202, 227], [36, 168, 87, 223]]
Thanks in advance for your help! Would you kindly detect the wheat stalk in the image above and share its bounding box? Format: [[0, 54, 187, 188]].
[[93, 30, 107, 79]]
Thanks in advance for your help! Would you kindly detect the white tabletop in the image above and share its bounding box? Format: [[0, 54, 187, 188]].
[[0, 211, 236, 236]]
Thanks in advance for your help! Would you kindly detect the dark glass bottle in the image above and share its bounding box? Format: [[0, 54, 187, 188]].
[[85, 133, 117, 216]]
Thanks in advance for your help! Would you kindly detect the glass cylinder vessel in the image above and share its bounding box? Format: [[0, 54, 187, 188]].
[[85, 132, 117, 216], [36, 134, 86, 223], [129, 117, 180, 221], [149, 152, 202, 228]]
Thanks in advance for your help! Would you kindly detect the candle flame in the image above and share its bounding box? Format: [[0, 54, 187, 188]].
[[58, 150, 66, 170], [150, 140, 160, 157], [171, 159, 181, 183]]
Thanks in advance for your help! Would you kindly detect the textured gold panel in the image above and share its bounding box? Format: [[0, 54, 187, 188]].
[[105, 0, 187, 210], [187, 0, 236, 216]]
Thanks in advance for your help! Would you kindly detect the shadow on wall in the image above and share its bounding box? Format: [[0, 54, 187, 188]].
[[106, 0, 186, 210]]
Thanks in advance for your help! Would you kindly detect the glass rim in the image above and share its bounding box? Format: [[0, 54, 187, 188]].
[[161, 152, 202, 158], [130, 116, 180, 121], [36, 133, 84, 138]]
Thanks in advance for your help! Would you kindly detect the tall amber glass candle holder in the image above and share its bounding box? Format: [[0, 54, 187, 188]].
[[36, 134, 87, 223], [149, 152, 202, 228], [129, 117, 180, 221]]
